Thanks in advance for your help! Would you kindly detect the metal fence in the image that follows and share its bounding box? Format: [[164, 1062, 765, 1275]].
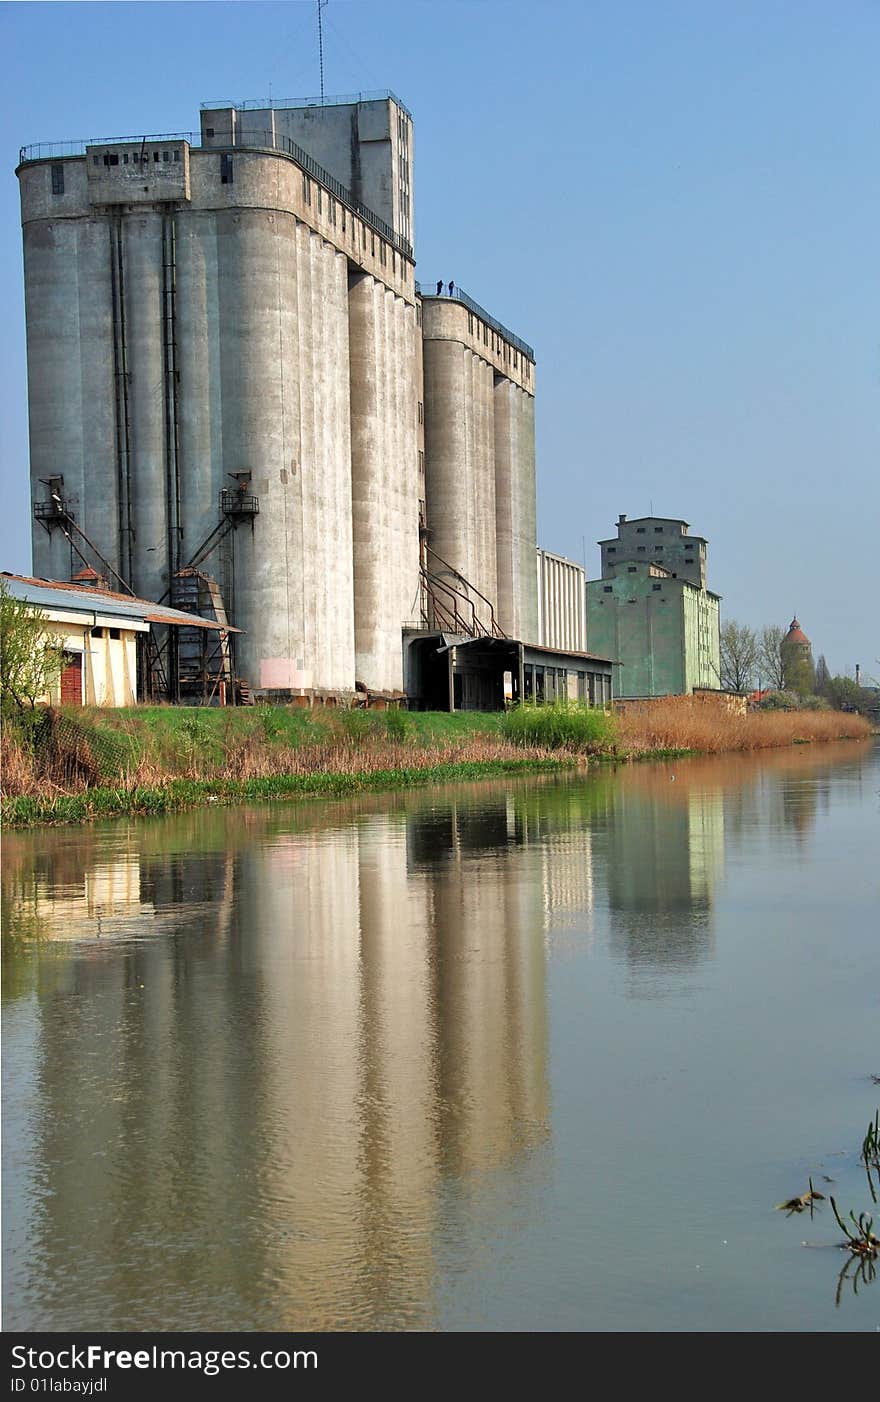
[[19, 134, 198, 163], [201, 89, 413, 118], [19, 126, 413, 262], [415, 282, 535, 363]]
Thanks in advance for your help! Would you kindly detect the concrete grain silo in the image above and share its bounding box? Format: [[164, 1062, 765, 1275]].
[[17, 88, 581, 709], [420, 292, 537, 643]]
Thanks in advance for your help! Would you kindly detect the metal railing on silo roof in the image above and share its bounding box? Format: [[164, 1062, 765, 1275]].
[[259, 129, 413, 259], [416, 281, 535, 363], [18, 133, 199, 163], [200, 89, 414, 119], [19, 127, 413, 262]]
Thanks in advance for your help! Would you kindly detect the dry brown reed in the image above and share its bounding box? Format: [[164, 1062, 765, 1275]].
[[616, 695, 871, 755]]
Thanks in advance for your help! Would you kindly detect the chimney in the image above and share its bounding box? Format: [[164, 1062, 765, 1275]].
[[618, 513, 627, 525]]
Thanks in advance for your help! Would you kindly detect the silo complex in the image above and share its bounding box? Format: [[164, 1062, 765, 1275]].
[[17, 90, 540, 702]]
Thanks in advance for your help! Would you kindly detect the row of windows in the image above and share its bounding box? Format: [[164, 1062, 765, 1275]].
[[464, 311, 527, 375], [629, 543, 696, 562], [602, 582, 670, 596], [93, 149, 181, 168]]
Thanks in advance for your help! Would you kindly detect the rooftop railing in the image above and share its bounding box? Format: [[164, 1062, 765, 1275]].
[[19, 134, 197, 163], [416, 281, 534, 363], [200, 89, 413, 118], [19, 128, 413, 261]]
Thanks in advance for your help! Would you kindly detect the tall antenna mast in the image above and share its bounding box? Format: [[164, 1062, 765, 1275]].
[[317, 0, 328, 104]]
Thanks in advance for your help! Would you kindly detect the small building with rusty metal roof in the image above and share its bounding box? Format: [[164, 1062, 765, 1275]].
[[2, 571, 238, 706]]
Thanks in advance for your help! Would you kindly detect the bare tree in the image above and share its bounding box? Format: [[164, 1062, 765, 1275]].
[[719, 620, 758, 692], [758, 624, 786, 691]]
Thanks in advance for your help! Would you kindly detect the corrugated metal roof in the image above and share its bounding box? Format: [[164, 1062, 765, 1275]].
[[1, 573, 240, 632]]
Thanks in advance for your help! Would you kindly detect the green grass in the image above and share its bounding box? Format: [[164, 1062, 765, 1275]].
[[1, 757, 571, 828], [499, 700, 617, 752]]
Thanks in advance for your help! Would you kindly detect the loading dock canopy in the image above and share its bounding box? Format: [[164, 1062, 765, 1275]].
[[434, 634, 517, 656]]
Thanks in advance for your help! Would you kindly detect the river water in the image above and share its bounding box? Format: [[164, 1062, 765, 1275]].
[[2, 739, 878, 1332]]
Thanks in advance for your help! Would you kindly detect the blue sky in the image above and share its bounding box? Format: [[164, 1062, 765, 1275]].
[[2, 0, 877, 676]]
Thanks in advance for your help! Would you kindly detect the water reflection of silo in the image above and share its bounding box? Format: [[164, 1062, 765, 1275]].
[[409, 794, 549, 1179], [250, 795, 550, 1328], [5, 837, 243, 1331], [601, 767, 725, 981], [5, 788, 554, 1331]]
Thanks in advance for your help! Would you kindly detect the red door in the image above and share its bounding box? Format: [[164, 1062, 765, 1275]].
[[60, 651, 83, 706]]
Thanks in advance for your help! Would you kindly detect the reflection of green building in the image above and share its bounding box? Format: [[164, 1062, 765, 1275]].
[[600, 775, 725, 977], [586, 515, 721, 697]]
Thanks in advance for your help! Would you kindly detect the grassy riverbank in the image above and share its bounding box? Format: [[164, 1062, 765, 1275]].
[[0, 699, 870, 827]]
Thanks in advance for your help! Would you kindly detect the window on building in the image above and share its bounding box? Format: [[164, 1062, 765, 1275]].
[[652, 584, 662, 592], [302, 173, 310, 204], [654, 526, 664, 533], [91, 626, 104, 638], [153, 152, 160, 163], [685, 557, 694, 564], [51, 163, 64, 194], [173, 151, 180, 162], [93, 155, 100, 166], [220, 153, 233, 184], [627, 566, 637, 573], [418, 401, 423, 424], [637, 546, 646, 553], [163, 151, 170, 162], [316, 187, 322, 215], [109, 628, 120, 640], [636, 527, 645, 534], [607, 546, 616, 554], [205, 127, 215, 138], [603, 586, 613, 594], [103, 153, 119, 167]]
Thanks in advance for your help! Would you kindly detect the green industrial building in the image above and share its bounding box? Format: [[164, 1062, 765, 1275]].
[[586, 515, 721, 698]]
